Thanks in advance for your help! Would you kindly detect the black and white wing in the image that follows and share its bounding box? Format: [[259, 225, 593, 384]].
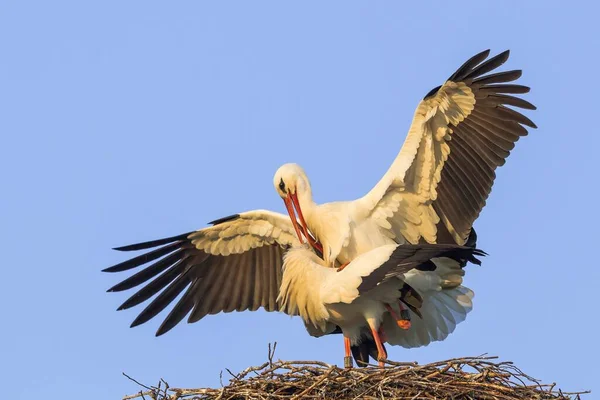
[[103, 210, 300, 336], [359, 50, 536, 245]]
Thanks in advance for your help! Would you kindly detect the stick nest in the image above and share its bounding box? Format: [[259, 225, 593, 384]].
[[123, 345, 587, 400]]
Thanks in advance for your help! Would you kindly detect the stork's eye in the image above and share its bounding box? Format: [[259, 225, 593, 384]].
[[279, 178, 286, 192]]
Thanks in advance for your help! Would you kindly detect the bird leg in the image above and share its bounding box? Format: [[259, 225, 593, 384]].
[[367, 318, 387, 368], [344, 336, 353, 368], [385, 303, 411, 330]]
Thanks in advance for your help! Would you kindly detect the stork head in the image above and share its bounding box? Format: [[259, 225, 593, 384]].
[[273, 163, 315, 247], [273, 163, 309, 198]]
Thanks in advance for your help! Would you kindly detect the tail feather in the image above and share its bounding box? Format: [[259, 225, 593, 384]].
[[425, 298, 452, 335], [350, 343, 371, 367], [429, 294, 460, 335], [438, 287, 473, 319]]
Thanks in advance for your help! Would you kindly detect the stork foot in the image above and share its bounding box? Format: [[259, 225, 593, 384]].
[[398, 320, 411, 330], [398, 309, 411, 329], [385, 303, 412, 330]]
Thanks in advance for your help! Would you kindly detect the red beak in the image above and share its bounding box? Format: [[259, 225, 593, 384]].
[[284, 192, 323, 253], [283, 195, 304, 244]]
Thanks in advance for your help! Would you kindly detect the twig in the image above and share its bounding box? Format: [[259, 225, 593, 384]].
[[123, 373, 154, 392], [268, 341, 277, 367]]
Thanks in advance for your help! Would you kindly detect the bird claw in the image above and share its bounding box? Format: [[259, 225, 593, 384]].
[[385, 303, 412, 330]]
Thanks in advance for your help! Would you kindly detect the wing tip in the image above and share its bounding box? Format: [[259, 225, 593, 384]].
[[107, 282, 129, 293], [209, 213, 241, 225], [427, 49, 515, 99], [473, 248, 488, 257], [476, 49, 492, 59], [498, 49, 510, 58], [113, 244, 137, 252], [130, 313, 150, 329], [129, 320, 142, 328], [155, 324, 172, 337], [112, 232, 195, 252]]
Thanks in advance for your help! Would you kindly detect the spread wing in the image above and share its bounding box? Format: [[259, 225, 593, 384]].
[[358, 49, 536, 245], [103, 210, 301, 336]]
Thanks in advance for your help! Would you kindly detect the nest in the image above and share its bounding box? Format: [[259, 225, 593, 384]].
[[123, 344, 587, 400]]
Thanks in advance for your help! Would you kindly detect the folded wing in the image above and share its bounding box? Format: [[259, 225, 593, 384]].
[[320, 243, 484, 305]]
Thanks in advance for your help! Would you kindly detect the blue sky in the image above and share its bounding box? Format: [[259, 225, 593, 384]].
[[1, 1, 598, 398]]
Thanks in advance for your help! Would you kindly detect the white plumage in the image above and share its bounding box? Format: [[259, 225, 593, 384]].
[[278, 244, 398, 334]]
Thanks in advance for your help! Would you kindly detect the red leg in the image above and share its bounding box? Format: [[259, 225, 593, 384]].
[[344, 336, 353, 368], [367, 318, 387, 368]]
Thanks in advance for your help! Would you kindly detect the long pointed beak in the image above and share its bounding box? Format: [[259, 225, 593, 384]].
[[283, 195, 304, 244], [289, 192, 322, 253]]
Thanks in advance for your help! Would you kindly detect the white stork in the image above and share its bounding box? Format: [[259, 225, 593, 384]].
[[104, 49, 535, 365]]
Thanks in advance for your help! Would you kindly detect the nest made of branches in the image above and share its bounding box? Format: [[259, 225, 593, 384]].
[[123, 344, 587, 400]]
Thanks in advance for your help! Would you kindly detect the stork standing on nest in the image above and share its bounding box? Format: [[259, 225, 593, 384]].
[[103, 49, 535, 366]]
